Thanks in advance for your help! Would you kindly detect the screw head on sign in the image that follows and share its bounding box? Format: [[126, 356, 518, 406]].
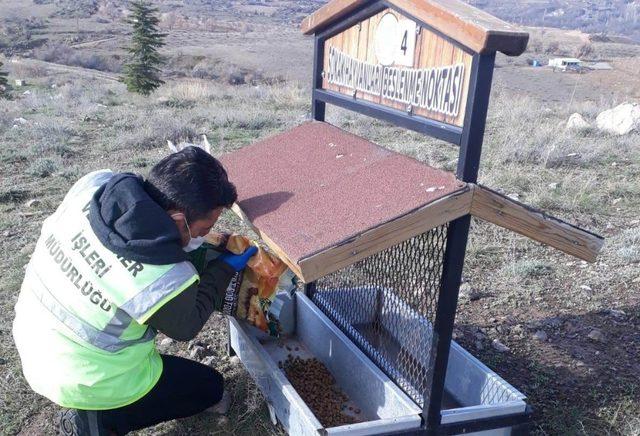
[[321, 71, 326, 78], [407, 104, 413, 114], [416, 26, 421, 35]]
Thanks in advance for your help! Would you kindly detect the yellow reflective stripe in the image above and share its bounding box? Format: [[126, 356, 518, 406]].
[[26, 266, 155, 353], [137, 274, 199, 325], [120, 262, 198, 322]]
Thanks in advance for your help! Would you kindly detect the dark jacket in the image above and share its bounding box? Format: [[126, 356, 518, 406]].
[[89, 172, 234, 341]]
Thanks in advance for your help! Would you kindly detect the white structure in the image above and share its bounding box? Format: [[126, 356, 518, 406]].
[[549, 57, 582, 71]]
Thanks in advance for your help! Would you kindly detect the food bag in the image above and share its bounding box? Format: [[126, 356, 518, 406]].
[[188, 232, 297, 337]]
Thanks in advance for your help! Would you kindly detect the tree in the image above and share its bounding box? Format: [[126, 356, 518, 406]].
[[122, 1, 166, 95], [0, 60, 9, 98]]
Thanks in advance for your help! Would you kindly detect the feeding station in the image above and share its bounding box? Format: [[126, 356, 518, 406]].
[[220, 0, 605, 434]]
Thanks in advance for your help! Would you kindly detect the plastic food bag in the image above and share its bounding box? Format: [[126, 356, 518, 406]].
[[188, 232, 297, 336]]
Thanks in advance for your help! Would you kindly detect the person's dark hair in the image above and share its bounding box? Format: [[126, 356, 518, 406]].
[[145, 147, 237, 221]]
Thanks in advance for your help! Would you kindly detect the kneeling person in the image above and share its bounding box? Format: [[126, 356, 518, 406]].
[[13, 147, 254, 435]]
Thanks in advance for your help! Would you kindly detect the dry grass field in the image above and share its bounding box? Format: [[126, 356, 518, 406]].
[[1, 2, 640, 435]]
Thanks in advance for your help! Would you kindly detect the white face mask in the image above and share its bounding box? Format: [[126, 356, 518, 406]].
[[183, 236, 206, 252], [172, 213, 207, 252]]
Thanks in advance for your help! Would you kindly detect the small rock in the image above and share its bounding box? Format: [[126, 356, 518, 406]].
[[189, 345, 206, 360], [469, 289, 482, 301], [159, 337, 173, 348], [587, 329, 604, 342], [459, 282, 472, 294], [533, 330, 548, 341], [606, 309, 626, 319], [546, 317, 563, 328], [612, 198, 622, 205], [229, 356, 241, 365], [2, 230, 12, 237], [566, 113, 591, 130], [202, 356, 215, 366], [507, 193, 520, 201], [474, 340, 484, 351], [22, 90, 31, 95], [452, 329, 463, 340], [25, 199, 40, 208], [548, 182, 559, 190], [512, 324, 524, 335], [216, 416, 229, 427], [13, 117, 28, 125], [580, 285, 593, 292], [492, 339, 510, 353]]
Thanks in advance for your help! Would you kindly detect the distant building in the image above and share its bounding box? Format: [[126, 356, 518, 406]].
[[549, 57, 582, 71]]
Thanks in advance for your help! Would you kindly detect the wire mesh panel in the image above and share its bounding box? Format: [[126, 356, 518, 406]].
[[310, 225, 448, 408]]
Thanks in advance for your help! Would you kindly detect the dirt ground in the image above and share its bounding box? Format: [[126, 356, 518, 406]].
[[1, 4, 640, 436]]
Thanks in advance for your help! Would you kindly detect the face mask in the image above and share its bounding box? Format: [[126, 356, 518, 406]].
[[172, 213, 207, 252], [183, 236, 206, 252]]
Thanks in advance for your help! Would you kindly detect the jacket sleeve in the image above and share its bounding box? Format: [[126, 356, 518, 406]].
[[146, 259, 235, 341]]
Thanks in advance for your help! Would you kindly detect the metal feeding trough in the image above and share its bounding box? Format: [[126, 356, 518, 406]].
[[220, 0, 604, 434], [230, 291, 527, 435]]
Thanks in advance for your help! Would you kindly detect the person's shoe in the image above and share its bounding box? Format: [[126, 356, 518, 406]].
[[57, 409, 109, 436]]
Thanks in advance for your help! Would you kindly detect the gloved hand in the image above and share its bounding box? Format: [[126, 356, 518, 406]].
[[218, 245, 258, 272]]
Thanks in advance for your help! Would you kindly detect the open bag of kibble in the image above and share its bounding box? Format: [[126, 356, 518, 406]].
[[188, 232, 297, 337]]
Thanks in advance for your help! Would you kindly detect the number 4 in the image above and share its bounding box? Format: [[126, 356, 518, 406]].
[[400, 30, 408, 55]]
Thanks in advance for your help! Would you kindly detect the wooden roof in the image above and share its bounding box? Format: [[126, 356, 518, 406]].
[[220, 122, 469, 282], [220, 122, 603, 283], [301, 0, 529, 56]]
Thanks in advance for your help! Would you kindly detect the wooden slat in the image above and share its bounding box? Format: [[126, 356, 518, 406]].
[[302, 0, 529, 56], [298, 186, 473, 283], [470, 185, 604, 263]]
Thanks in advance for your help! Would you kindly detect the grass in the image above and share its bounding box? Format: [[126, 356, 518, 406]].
[[0, 51, 639, 436]]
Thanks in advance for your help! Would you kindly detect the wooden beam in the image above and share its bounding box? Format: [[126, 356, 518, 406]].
[[298, 186, 473, 283], [301, 0, 529, 56], [470, 184, 604, 263]]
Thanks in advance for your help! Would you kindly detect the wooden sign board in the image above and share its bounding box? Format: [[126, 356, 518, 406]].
[[322, 8, 472, 127]]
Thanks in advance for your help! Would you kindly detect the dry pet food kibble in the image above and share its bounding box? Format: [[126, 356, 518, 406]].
[[282, 356, 359, 427]]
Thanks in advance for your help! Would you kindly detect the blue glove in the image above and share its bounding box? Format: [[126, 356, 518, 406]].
[[218, 245, 258, 272]]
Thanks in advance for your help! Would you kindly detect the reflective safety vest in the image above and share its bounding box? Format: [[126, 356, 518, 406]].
[[12, 170, 199, 410]]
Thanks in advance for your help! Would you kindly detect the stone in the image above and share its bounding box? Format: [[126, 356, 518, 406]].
[[229, 356, 241, 365], [159, 337, 173, 348], [533, 330, 548, 341], [596, 103, 640, 135], [469, 289, 483, 301], [580, 285, 593, 292], [189, 345, 206, 360], [566, 113, 590, 130], [587, 329, 604, 342], [24, 199, 40, 208], [202, 356, 216, 366], [492, 339, 510, 353], [546, 317, 563, 328], [2, 230, 12, 237], [548, 182, 559, 190], [216, 416, 230, 427], [606, 309, 626, 319], [13, 117, 28, 125]]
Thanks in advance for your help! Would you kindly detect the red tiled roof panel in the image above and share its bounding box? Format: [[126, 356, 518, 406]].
[[220, 122, 463, 263]]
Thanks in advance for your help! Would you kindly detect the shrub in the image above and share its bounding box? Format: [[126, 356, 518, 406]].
[[27, 157, 60, 178]]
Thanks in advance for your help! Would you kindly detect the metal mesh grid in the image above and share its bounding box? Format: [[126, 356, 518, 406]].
[[310, 225, 448, 408]]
